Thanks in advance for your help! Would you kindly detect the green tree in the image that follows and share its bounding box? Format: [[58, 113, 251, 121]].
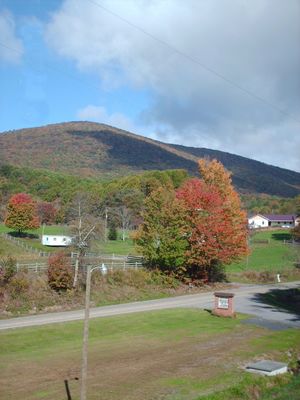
[[108, 222, 118, 240], [136, 187, 187, 273]]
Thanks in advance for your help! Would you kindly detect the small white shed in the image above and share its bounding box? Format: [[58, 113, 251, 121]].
[[248, 215, 269, 228], [42, 235, 73, 247]]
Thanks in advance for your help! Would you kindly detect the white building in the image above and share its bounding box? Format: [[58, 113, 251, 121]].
[[42, 235, 73, 247], [248, 214, 297, 229]]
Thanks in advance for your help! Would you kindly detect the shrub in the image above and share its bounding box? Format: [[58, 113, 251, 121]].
[[47, 252, 73, 291], [8, 271, 30, 299], [0, 256, 17, 285]]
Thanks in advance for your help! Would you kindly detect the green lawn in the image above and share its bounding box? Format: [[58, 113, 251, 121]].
[[0, 223, 69, 236], [0, 224, 137, 255], [0, 224, 70, 254], [0, 309, 299, 400], [92, 237, 137, 255], [228, 229, 297, 273]]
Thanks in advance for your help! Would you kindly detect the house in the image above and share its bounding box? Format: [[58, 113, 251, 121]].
[[42, 235, 73, 247], [248, 214, 297, 229]]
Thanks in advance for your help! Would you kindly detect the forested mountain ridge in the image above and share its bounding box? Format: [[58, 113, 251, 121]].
[[0, 121, 299, 197]]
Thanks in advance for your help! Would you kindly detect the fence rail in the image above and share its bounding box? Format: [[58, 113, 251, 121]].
[[14, 255, 144, 273], [70, 252, 144, 269], [1, 233, 51, 257], [16, 262, 48, 272]]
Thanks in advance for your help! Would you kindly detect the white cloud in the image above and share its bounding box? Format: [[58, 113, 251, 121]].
[[77, 104, 136, 132], [46, 0, 300, 171], [0, 10, 23, 63]]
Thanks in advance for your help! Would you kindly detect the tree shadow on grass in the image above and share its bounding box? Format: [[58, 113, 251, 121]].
[[8, 231, 39, 239], [272, 232, 292, 241], [253, 287, 300, 321]]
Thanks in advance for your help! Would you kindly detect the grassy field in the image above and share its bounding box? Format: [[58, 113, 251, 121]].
[[0, 224, 69, 236], [227, 230, 300, 283], [0, 309, 299, 400], [0, 224, 70, 255], [0, 223, 137, 255], [92, 237, 137, 255], [228, 230, 295, 272], [1, 225, 299, 281]]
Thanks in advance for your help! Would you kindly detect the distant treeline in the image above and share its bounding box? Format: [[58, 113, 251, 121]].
[[0, 164, 299, 222], [0, 164, 189, 222]]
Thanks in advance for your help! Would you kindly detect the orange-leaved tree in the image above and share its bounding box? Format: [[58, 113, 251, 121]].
[[198, 158, 248, 258], [176, 160, 248, 281], [5, 193, 40, 235]]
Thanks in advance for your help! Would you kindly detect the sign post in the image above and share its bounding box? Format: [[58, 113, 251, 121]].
[[213, 292, 235, 317]]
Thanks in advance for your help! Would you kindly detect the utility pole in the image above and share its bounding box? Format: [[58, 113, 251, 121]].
[[80, 265, 101, 400], [80, 265, 91, 400]]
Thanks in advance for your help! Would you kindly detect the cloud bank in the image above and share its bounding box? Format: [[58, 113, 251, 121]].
[[45, 0, 300, 171], [0, 10, 23, 63]]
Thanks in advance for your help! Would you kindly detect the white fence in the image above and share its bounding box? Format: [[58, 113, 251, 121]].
[[2, 233, 51, 257], [16, 262, 48, 272], [71, 252, 144, 270], [14, 255, 144, 273]]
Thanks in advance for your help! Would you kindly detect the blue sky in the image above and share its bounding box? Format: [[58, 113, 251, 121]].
[[0, 0, 299, 171], [0, 0, 149, 132]]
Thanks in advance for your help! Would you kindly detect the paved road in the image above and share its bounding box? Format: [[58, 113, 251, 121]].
[[0, 282, 299, 331]]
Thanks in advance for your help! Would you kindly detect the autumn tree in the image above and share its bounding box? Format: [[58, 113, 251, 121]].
[[136, 187, 187, 273], [37, 201, 57, 224], [5, 193, 40, 235], [198, 159, 248, 261], [137, 159, 248, 282], [177, 177, 248, 281], [47, 252, 73, 291]]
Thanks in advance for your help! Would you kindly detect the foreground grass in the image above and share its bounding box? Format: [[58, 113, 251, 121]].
[[0, 309, 299, 400]]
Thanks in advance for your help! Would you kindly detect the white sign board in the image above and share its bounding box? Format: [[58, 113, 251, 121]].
[[218, 297, 229, 309]]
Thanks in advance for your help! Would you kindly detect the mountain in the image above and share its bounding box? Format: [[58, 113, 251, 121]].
[[0, 121, 299, 197]]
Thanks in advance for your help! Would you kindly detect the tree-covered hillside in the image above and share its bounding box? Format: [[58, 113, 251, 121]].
[[1, 121, 299, 197]]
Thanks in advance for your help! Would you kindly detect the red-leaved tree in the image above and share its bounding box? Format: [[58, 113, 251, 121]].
[[37, 201, 57, 224], [5, 193, 40, 235], [176, 159, 249, 281]]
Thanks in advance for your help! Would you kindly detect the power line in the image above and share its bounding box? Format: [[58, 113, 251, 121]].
[[86, 0, 300, 123]]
